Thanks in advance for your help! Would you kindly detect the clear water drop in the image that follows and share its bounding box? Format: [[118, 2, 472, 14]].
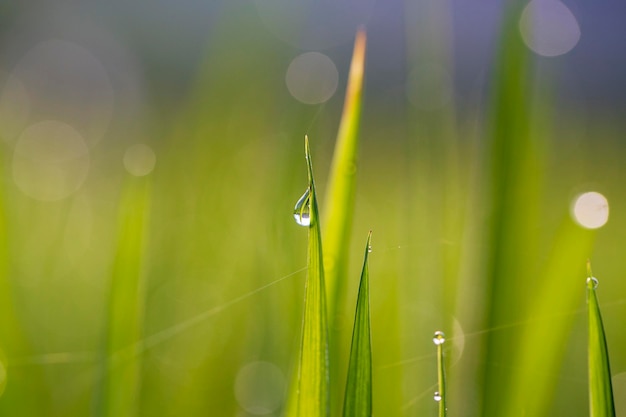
[[367, 245, 372, 253], [434, 391, 442, 402], [433, 331, 446, 345], [293, 188, 311, 227], [587, 276, 599, 290]]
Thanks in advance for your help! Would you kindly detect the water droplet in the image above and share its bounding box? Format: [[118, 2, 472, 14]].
[[587, 276, 599, 290], [434, 391, 442, 402], [367, 245, 372, 253], [433, 331, 446, 345], [293, 188, 311, 227]]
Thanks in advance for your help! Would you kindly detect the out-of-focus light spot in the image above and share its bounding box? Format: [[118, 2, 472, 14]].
[[286, 52, 338, 105], [614, 372, 626, 416], [123, 144, 156, 176], [572, 191, 609, 229], [6, 40, 114, 146], [406, 63, 452, 110], [13, 121, 90, 201], [519, 0, 581, 57], [0, 358, 6, 397], [234, 361, 285, 415], [252, 0, 375, 50], [0, 73, 30, 143]]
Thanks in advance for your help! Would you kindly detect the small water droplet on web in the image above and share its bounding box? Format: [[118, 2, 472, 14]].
[[587, 276, 599, 290], [293, 188, 311, 227], [433, 391, 442, 402], [433, 331, 446, 345]]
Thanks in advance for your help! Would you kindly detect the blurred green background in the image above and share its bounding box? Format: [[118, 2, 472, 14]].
[[0, 0, 625, 416]]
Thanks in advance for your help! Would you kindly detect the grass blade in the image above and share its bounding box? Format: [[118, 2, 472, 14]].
[[0, 152, 46, 415], [501, 220, 595, 416], [433, 331, 447, 417], [323, 29, 367, 315], [293, 136, 329, 417], [587, 263, 616, 417], [480, 3, 539, 415], [342, 231, 373, 417], [98, 176, 151, 417]]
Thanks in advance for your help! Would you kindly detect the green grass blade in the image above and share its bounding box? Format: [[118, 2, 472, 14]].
[[433, 331, 447, 417], [98, 176, 151, 417], [501, 220, 595, 417], [293, 136, 329, 417], [342, 231, 373, 417], [0, 151, 46, 415], [323, 29, 367, 315], [587, 263, 616, 417], [480, 2, 539, 415]]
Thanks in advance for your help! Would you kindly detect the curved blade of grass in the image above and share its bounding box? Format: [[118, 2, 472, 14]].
[[323, 29, 367, 316], [342, 231, 373, 417], [292, 136, 329, 417], [587, 262, 616, 417], [97, 176, 151, 417]]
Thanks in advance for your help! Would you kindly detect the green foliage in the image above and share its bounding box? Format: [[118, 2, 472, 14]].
[[292, 137, 329, 417], [342, 231, 373, 417], [587, 264, 616, 417], [98, 177, 151, 417], [0, 3, 623, 417], [323, 29, 367, 317]]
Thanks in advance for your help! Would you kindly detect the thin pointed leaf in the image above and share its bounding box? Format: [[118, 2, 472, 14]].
[[323, 29, 367, 315], [293, 136, 329, 417], [587, 267, 616, 417], [342, 231, 373, 417]]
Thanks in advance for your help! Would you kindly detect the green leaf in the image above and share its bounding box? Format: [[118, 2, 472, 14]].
[[293, 136, 329, 417], [323, 29, 367, 316], [587, 263, 616, 417], [98, 176, 151, 417], [342, 231, 373, 417]]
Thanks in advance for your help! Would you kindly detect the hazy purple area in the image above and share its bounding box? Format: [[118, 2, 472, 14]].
[[1, 0, 624, 107]]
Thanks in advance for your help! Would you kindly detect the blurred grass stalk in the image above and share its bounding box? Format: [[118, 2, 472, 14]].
[[503, 223, 594, 416], [319, 29, 366, 416], [0, 153, 45, 415], [97, 176, 151, 417], [479, 2, 542, 416], [475, 2, 607, 415], [323, 28, 367, 319]]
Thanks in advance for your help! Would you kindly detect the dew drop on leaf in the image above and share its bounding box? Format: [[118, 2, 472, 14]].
[[587, 276, 599, 290], [293, 187, 311, 227], [433, 331, 446, 345]]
